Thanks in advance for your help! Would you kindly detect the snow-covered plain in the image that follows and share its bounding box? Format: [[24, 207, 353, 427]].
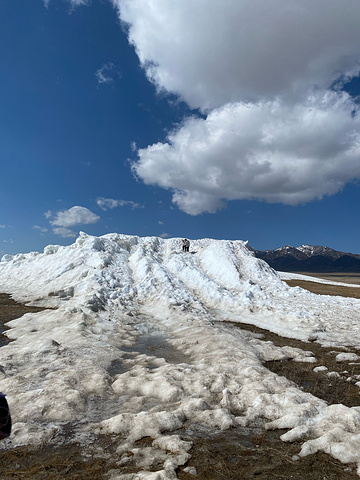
[[1, 233, 360, 478], [280, 270, 360, 288]]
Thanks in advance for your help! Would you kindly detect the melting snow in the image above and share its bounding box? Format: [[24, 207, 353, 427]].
[[1, 232, 360, 478]]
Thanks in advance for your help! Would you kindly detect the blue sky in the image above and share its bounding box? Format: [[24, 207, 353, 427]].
[[2, 0, 360, 256]]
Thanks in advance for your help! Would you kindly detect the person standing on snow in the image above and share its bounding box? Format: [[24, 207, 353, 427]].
[[0, 393, 11, 440], [185, 239, 190, 252], [182, 239, 187, 252]]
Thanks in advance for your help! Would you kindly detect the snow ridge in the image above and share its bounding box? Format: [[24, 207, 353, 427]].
[[1, 233, 360, 478]]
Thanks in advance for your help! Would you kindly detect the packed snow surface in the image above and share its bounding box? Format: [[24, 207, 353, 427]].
[[1, 233, 360, 478]]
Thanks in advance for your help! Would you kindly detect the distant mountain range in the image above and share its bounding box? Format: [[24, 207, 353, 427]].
[[254, 245, 360, 272]]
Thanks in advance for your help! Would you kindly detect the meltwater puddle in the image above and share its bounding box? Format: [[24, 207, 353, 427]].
[[109, 332, 192, 377]]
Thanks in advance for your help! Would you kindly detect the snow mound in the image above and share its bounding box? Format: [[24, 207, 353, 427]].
[[1, 233, 360, 478]]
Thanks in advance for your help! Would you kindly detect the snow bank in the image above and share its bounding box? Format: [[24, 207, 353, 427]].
[[280, 271, 360, 288], [1, 233, 360, 477]]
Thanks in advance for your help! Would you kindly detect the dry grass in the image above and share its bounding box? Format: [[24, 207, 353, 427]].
[[285, 279, 360, 298], [177, 428, 359, 480], [0, 439, 135, 480]]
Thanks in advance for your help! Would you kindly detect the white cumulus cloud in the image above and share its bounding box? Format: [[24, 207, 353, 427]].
[[115, 0, 360, 110], [132, 91, 360, 214], [114, 0, 360, 214], [50, 206, 100, 227]]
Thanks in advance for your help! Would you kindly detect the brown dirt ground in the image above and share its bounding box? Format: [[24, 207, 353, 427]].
[[0, 293, 46, 347], [177, 429, 359, 480], [1, 280, 360, 479]]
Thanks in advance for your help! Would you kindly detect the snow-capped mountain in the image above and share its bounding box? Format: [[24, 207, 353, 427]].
[[255, 244, 360, 272], [296, 245, 343, 259]]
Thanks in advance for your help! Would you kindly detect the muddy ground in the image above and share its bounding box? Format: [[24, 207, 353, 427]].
[[0, 293, 46, 347], [1, 278, 360, 479]]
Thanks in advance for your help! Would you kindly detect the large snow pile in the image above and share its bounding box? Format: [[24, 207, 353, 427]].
[[1, 233, 360, 478]]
